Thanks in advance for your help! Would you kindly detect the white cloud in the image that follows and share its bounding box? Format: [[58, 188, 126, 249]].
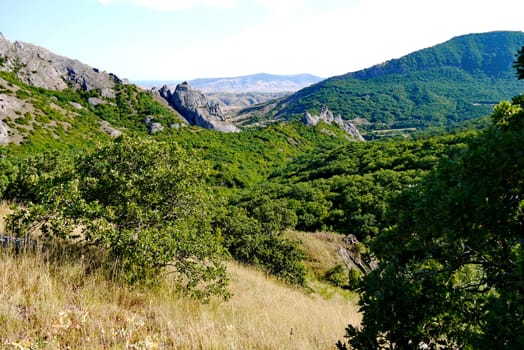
[[97, 0, 238, 11]]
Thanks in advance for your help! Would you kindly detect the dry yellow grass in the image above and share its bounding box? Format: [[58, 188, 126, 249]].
[[0, 252, 360, 349], [285, 231, 348, 276], [0, 201, 360, 349], [0, 200, 12, 232]]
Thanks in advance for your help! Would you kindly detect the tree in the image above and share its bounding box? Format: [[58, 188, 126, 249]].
[[6, 137, 229, 300], [338, 90, 524, 347], [514, 46, 524, 80]]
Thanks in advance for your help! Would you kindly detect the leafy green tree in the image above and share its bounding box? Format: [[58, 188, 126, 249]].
[[6, 137, 229, 300], [214, 205, 307, 286], [338, 95, 524, 348]]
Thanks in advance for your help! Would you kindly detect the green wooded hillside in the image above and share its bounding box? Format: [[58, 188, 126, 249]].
[[246, 31, 524, 136]]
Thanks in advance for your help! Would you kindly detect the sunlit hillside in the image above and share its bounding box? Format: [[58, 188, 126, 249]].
[[0, 254, 360, 349]]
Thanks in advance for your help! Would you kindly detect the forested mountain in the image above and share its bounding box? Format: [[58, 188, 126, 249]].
[[238, 31, 524, 136]]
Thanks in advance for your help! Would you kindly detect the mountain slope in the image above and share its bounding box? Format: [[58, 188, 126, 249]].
[[0, 33, 123, 92], [237, 31, 524, 136]]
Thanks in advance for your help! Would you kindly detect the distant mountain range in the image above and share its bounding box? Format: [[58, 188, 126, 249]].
[[236, 31, 524, 136], [135, 73, 323, 93], [190, 73, 323, 92]]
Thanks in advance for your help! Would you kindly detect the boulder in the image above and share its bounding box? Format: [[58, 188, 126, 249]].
[[88, 97, 106, 106], [100, 121, 122, 138], [143, 116, 164, 134], [69, 101, 83, 110]]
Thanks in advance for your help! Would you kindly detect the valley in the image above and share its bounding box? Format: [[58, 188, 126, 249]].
[[1, 30, 524, 349]]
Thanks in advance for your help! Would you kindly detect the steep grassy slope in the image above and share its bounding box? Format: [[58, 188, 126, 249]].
[[239, 31, 524, 136], [0, 252, 359, 350], [0, 196, 360, 349]]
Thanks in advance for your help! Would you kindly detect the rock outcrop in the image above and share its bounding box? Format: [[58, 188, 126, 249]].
[[0, 120, 9, 145], [158, 82, 239, 133], [337, 234, 377, 274], [0, 33, 124, 93], [302, 105, 365, 141]]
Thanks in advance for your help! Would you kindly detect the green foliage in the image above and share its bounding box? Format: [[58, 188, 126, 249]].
[[214, 205, 307, 286], [339, 97, 524, 348], [231, 134, 469, 240], [347, 268, 361, 290], [93, 84, 178, 132], [5, 137, 229, 300], [0, 158, 16, 197], [325, 264, 347, 288], [159, 122, 350, 188]]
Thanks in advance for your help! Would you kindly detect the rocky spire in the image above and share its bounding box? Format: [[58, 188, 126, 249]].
[[160, 82, 239, 133], [302, 105, 365, 141]]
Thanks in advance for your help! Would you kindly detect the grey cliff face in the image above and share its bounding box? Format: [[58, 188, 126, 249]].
[[159, 82, 239, 133], [0, 33, 123, 93], [302, 105, 365, 141]]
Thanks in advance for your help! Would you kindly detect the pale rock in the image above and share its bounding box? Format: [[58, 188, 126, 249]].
[[0, 120, 9, 145], [143, 116, 164, 134], [100, 121, 122, 138], [302, 105, 365, 141], [88, 97, 106, 106], [161, 82, 239, 133], [69, 101, 83, 110]]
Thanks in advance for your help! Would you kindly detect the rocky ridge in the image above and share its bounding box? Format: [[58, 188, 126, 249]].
[[0, 33, 124, 93], [302, 105, 365, 141]]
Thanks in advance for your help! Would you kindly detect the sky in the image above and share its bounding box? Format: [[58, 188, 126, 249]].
[[1, 0, 524, 81]]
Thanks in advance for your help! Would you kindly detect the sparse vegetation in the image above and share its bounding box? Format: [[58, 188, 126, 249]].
[[0, 250, 360, 349]]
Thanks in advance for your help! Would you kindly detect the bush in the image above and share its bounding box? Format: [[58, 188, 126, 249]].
[[5, 137, 229, 300], [215, 205, 307, 286], [325, 264, 347, 288]]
